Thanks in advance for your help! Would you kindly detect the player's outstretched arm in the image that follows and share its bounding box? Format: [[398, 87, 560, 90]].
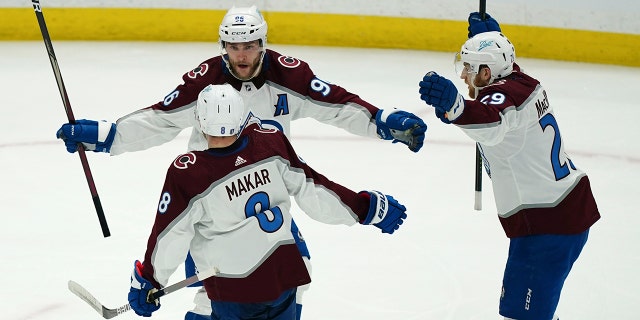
[[360, 190, 407, 234], [128, 260, 161, 317], [375, 109, 427, 152], [418, 71, 465, 124], [56, 119, 116, 153]]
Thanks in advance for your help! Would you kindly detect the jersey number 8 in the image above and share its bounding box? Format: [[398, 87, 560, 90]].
[[245, 191, 284, 233]]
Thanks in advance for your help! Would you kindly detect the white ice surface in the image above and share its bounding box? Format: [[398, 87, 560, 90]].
[[1, 41, 638, 319]]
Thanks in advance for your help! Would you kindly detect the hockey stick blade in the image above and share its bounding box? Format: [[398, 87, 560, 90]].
[[68, 280, 130, 319], [68, 267, 218, 319]]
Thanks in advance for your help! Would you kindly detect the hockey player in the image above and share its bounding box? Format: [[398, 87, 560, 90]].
[[55, 5, 426, 320], [417, 13, 600, 320], [127, 84, 408, 320]]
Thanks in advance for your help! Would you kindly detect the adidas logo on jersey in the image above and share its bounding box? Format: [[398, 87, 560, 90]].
[[235, 156, 247, 166]]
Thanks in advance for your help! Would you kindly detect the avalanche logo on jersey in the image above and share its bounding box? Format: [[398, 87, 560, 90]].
[[188, 63, 209, 79], [173, 152, 197, 169], [277, 55, 301, 68]]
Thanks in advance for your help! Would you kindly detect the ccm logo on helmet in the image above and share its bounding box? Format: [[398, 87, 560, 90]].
[[231, 31, 247, 35]]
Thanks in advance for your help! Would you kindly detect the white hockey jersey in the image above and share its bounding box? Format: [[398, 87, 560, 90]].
[[141, 122, 372, 303], [452, 64, 599, 237], [111, 49, 381, 155]]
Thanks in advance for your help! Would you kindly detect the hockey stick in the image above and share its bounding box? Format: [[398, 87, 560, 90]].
[[474, 144, 482, 210], [480, 0, 487, 20], [473, 0, 487, 211], [31, 1, 111, 237], [68, 267, 218, 319]]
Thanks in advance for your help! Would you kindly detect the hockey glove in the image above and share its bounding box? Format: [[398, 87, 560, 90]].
[[468, 12, 501, 38], [375, 109, 427, 152], [128, 260, 160, 317], [360, 190, 407, 234], [419, 72, 465, 123], [56, 119, 116, 153]]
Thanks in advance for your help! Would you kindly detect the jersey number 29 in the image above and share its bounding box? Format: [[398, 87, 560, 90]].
[[539, 113, 576, 181]]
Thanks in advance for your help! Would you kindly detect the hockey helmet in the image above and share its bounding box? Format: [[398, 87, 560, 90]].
[[196, 84, 245, 137], [455, 31, 516, 82], [219, 5, 267, 47]]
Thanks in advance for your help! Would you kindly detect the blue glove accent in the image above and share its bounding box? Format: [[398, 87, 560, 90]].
[[361, 190, 407, 234], [419, 71, 459, 123], [291, 219, 310, 259], [128, 260, 160, 317], [185, 311, 212, 320], [468, 12, 501, 38], [56, 119, 116, 153], [185, 252, 203, 287], [296, 303, 302, 320], [375, 109, 427, 152]]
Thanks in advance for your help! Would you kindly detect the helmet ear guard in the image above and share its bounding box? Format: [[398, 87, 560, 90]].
[[455, 31, 515, 83], [195, 84, 245, 137]]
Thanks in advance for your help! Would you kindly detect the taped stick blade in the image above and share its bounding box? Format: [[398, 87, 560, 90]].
[[68, 280, 103, 315]]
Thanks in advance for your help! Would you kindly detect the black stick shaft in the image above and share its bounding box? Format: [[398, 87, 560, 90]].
[[474, 0, 487, 211], [32, 0, 110, 237], [475, 146, 482, 192]]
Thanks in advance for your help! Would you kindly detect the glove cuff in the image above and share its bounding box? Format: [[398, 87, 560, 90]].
[[376, 108, 400, 123], [361, 190, 388, 225], [446, 94, 466, 122], [97, 121, 114, 143], [131, 260, 146, 290], [375, 109, 397, 140], [95, 121, 116, 153], [131, 260, 155, 291]]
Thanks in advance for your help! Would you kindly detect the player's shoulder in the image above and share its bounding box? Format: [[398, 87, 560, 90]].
[[263, 49, 315, 93], [241, 121, 288, 152], [265, 49, 311, 72], [481, 71, 539, 104], [244, 121, 283, 139], [182, 56, 226, 83], [167, 151, 208, 175], [163, 151, 217, 197]]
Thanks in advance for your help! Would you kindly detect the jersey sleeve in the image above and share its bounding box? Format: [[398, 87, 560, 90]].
[[452, 72, 539, 146], [263, 128, 370, 224], [110, 59, 223, 155], [265, 51, 381, 139], [142, 153, 205, 287]]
